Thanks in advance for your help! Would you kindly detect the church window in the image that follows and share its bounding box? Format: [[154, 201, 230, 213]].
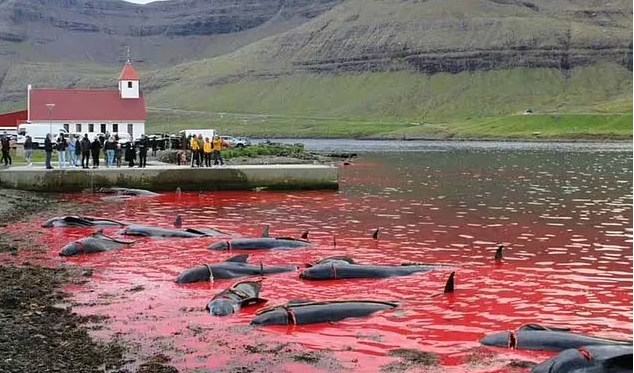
[[127, 123, 134, 136], [75, 123, 81, 133], [127, 81, 133, 88], [63, 123, 69, 131], [88, 124, 94, 132], [100, 124, 106, 133], [112, 123, 119, 133]]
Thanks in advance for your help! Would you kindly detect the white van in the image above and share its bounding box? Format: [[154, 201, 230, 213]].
[[17, 123, 68, 148], [178, 129, 216, 140]]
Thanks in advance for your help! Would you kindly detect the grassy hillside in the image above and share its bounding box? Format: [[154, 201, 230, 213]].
[[145, 63, 632, 139], [148, 63, 631, 118]]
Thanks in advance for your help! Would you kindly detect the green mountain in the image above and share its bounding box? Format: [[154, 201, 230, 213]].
[[1, 0, 632, 138]]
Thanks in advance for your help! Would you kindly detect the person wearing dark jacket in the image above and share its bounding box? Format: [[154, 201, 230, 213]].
[[1, 133, 12, 166], [80, 134, 91, 169], [124, 141, 136, 167], [56, 134, 68, 169], [44, 134, 54, 169], [90, 137, 101, 168], [137, 135, 149, 168], [74, 137, 81, 167], [23, 135, 33, 166]]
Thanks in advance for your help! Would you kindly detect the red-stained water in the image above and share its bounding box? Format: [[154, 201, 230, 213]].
[[3, 149, 633, 372]]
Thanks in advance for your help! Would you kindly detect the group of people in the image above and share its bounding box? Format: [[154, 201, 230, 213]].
[[30, 132, 151, 170], [185, 134, 229, 167], [1, 131, 232, 169]]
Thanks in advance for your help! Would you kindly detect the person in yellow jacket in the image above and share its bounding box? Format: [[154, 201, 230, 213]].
[[189, 135, 200, 167], [203, 137, 213, 167], [212, 134, 226, 166]]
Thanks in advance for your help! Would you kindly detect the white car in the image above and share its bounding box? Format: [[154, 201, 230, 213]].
[[220, 136, 251, 148]]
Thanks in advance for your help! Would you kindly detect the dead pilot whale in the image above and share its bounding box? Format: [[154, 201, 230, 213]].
[[251, 271, 455, 326], [205, 280, 267, 316], [175, 254, 299, 284], [59, 230, 136, 256]]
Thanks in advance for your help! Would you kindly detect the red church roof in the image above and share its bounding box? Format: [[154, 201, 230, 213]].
[[119, 62, 140, 81], [29, 89, 146, 122], [0, 110, 28, 127]]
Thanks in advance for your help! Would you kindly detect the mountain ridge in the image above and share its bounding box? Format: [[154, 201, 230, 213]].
[[0, 0, 631, 128]]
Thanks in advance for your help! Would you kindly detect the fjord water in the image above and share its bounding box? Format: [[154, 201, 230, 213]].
[[32, 142, 634, 372]]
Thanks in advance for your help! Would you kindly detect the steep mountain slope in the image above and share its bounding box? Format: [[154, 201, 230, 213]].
[[141, 0, 632, 121], [0, 0, 342, 64], [146, 0, 632, 82]]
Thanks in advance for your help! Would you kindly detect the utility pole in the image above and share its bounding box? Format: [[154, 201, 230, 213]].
[[46, 103, 55, 138]]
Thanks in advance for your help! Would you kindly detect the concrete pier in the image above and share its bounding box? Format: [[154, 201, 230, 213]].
[[0, 164, 339, 192]]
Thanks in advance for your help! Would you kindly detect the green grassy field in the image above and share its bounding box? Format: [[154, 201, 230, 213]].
[[147, 111, 632, 139]]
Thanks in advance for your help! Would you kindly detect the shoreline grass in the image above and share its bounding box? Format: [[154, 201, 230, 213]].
[[146, 111, 633, 141]]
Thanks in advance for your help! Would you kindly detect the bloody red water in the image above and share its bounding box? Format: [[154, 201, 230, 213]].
[[3, 150, 633, 372]]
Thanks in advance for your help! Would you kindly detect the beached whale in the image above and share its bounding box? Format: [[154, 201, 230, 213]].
[[42, 215, 128, 228], [251, 271, 456, 326], [96, 187, 159, 197], [531, 344, 633, 373], [250, 299, 399, 326], [119, 225, 227, 238], [207, 237, 312, 251], [480, 325, 633, 352], [205, 280, 267, 316], [175, 254, 298, 284], [299, 255, 451, 280], [59, 231, 135, 256]]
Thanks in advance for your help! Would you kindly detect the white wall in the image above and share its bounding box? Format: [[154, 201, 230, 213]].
[[27, 120, 145, 139], [119, 80, 140, 99]]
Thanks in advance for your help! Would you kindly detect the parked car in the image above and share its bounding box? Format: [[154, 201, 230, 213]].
[[220, 135, 251, 149]]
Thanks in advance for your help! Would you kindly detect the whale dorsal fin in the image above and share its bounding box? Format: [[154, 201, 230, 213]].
[[443, 272, 455, 293], [372, 228, 380, 240], [495, 245, 504, 262], [261, 225, 270, 238], [226, 254, 249, 263], [174, 215, 183, 228], [300, 230, 309, 240]]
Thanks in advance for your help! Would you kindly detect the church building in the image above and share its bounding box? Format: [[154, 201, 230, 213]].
[[26, 61, 147, 139]]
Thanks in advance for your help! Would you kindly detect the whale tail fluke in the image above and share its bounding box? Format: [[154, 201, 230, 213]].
[[443, 272, 455, 294], [494, 245, 504, 263], [300, 230, 309, 240], [372, 228, 380, 240], [261, 225, 270, 238]]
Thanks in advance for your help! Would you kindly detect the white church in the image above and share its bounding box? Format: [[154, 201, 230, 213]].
[[25, 60, 147, 139]]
